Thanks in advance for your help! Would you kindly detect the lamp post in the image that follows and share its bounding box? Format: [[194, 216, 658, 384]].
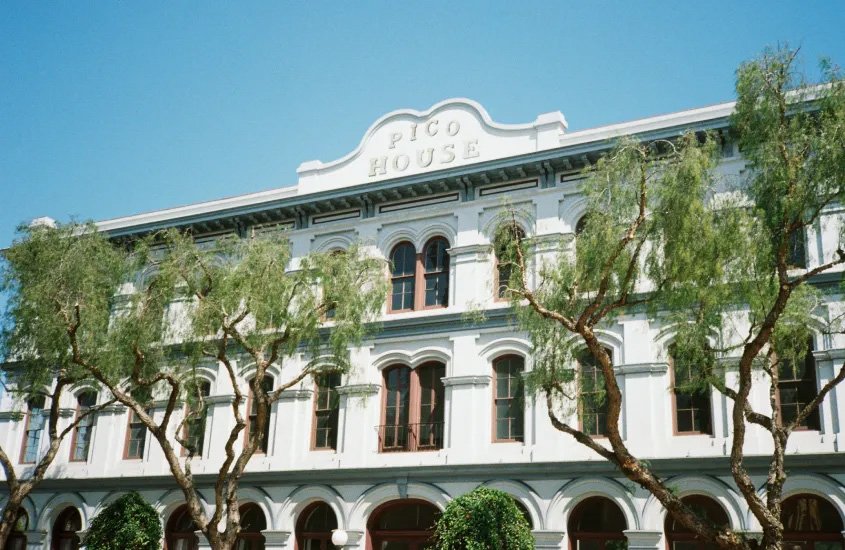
[[331, 529, 349, 547]]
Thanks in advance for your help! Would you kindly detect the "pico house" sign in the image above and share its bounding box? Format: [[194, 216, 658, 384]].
[[296, 98, 568, 192]]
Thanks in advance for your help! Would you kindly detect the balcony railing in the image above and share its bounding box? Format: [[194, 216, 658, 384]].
[[377, 422, 444, 452]]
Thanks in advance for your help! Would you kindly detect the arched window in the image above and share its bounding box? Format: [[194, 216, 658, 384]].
[[493, 355, 525, 442], [368, 500, 439, 550], [577, 349, 613, 437], [313, 372, 341, 450], [6, 509, 28, 550], [777, 338, 821, 430], [575, 215, 589, 236], [20, 396, 45, 464], [567, 497, 626, 550], [423, 237, 449, 308], [183, 381, 211, 457], [51, 507, 82, 550], [379, 363, 445, 452], [512, 499, 533, 530], [782, 494, 844, 549], [236, 504, 266, 550], [247, 376, 275, 454], [296, 502, 338, 550], [665, 495, 729, 550], [166, 505, 199, 550], [389, 242, 417, 312], [670, 347, 713, 435], [70, 391, 97, 462], [494, 224, 525, 300], [389, 238, 451, 313]]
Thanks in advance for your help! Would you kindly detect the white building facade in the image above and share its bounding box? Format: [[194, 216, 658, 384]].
[[2, 99, 844, 550]]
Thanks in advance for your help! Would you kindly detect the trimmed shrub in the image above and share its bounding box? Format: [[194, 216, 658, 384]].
[[83, 491, 162, 550], [434, 487, 534, 550]]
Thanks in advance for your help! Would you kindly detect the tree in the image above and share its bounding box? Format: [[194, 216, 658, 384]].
[[498, 47, 845, 550], [83, 491, 162, 550], [0, 222, 117, 548], [0, 224, 386, 550], [434, 487, 533, 550]]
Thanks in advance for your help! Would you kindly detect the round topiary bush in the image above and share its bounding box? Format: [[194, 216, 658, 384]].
[[83, 491, 162, 550], [434, 487, 534, 550]]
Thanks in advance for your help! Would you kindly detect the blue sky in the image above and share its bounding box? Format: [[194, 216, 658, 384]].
[[1, 2, 844, 247]]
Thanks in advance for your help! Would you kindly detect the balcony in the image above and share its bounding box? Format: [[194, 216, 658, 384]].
[[377, 422, 444, 452]]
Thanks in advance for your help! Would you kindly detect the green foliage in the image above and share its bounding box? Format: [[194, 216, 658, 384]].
[[1, 222, 127, 399], [83, 491, 162, 550], [434, 487, 534, 550], [502, 47, 845, 423]]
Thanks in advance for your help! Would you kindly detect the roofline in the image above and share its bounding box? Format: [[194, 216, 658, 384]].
[[94, 99, 736, 235]]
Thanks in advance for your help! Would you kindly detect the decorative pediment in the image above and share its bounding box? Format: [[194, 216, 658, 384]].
[[297, 98, 567, 192]]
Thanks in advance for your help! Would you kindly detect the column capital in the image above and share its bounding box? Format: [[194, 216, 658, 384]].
[[623, 529, 662, 549], [532, 529, 566, 548], [261, 529, 292, 547]]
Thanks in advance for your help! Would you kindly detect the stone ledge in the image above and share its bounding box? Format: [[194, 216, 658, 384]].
[[441, 375, 492, 387], [336, 383, 380, 396]]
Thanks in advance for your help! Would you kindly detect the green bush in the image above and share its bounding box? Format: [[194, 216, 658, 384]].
[[434, 487, 534, 550], [83, 491, 162, 550]]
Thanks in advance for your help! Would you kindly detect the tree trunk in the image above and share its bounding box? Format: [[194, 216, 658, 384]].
[[0, 489, 26, 550]]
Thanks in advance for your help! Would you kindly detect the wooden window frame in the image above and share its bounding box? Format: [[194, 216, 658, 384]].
[[567, 496, 627, 550], [295, 501, 338, 550], [123, 408, 148, 460], [775, 339, 821, 431], [665, 495, 729, 550], [492, 355, 525, 443], [577, 348, 613, 439], [245, 376, 274, 455], [379, 363, 445, 452], [669, 352, 714, 436], [388, 238, 451, 314], [181, 381, 211, 458], [69, 391, 97, 462], [493, 225, 525, 302], [311, 373, 341, 451], [781, 494, 845, 549], [19, 397, 45, 465]]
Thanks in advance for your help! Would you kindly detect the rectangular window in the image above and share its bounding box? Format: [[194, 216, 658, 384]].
[[672, 358, 713, 435], [70, 392, 97, 462], [494, 356, 525, 442], [777, 341, 820, 430], [183, 381, 211, 457], [579, 351, 611, 437], [20, 399, 45, 464], [124, 410, 147, 459], [247, 376, 274, 454], [313, 373, 341, 450]]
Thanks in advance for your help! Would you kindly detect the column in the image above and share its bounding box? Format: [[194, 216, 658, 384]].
[[336, 384, 380, 466], [623, 530, 662, 549]]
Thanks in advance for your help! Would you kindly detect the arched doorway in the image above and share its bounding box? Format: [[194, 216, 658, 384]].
[[296, 501, 338, 550], [166, 505, 199, 550], [236, 503, 266, 550], [665, 495, 730, 550], [51, 507, 82, 550], [5, 509, 28, 550], [368, 500, 439, 550], [568, 496, 627, 550], [782, 494, 844, 549]]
